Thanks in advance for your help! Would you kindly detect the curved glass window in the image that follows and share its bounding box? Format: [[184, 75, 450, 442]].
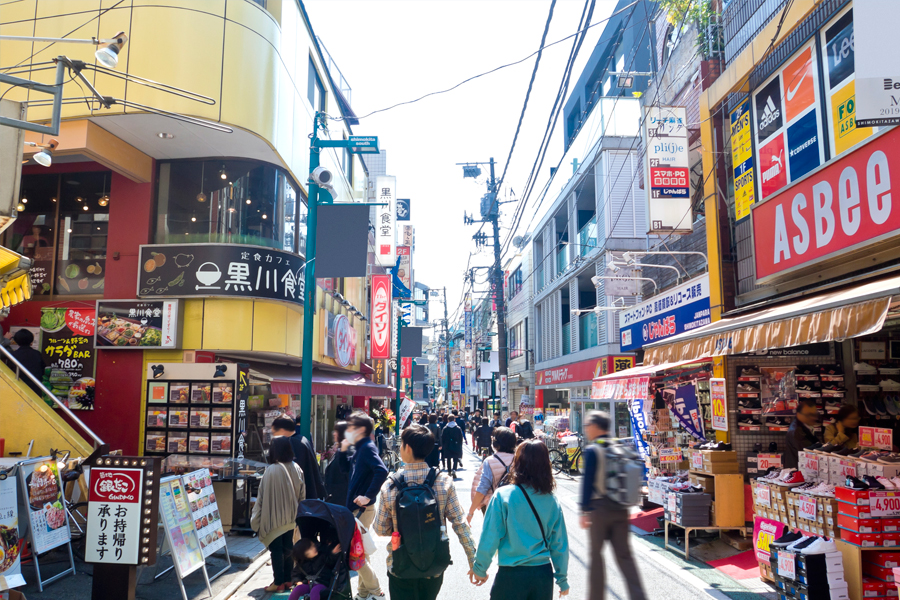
[[155, 160, 306, 255]]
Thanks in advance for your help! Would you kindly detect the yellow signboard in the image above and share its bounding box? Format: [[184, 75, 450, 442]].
[[730, 100, 755, 221], [831, 80, 875, 155]]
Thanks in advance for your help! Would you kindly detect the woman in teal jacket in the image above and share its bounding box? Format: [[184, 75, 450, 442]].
[[470, 439, 569, 599]]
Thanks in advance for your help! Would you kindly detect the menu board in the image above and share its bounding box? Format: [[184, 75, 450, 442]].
[[183, 469, 226, 557], [39, 307, 96, 410], [144, 379, 236, 458], [0, 474, 25, 590], [95, 299, 180, 349], [158, 477, 205, 577], [18, 460, 69, 554]]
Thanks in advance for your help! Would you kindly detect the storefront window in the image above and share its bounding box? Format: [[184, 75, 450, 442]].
[[155, 160, 304, 255], [6, 171, 110, 296]]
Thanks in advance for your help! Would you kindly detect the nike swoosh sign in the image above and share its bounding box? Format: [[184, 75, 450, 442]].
[[786, 61, 811, 102]]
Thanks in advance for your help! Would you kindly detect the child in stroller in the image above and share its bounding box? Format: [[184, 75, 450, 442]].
[[290, 538, 341, 600]]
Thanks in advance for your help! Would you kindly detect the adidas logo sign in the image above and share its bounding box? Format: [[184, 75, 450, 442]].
[[759, 96, 780, 130]]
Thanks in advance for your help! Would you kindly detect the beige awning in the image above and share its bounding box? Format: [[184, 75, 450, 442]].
[[644, 275, 900, 365]]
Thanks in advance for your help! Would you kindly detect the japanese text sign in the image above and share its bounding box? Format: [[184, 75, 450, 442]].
[[870, 491, 900, 518], [710, 378, 728, 431], [375, 176, 397, 267], [370, 275, 392, 360], [731, 99, 756, 220], [644, 105, 692, 234], [659, 448, 683, 463], [860, 426, 893, 450], [136, 244, 306, 306], [0, 473, 24, 589], [95, 300, 180, 349], [619, 275, 710, 352], [757, 454, 782, 471], [40, 307, 95, 410], [691, 452, 704, 470], [86, 467, 143, 564]]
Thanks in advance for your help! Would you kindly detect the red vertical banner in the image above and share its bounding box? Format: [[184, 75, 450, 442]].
[[401, 357, 412, 379], [370, 275, 392, 360]]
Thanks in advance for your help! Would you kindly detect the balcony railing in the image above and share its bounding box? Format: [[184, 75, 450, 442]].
[[578, 216, 597, 257], [562, 322, 571, 356], [579, 313, 599, 350], [556, 248, 567, 275]]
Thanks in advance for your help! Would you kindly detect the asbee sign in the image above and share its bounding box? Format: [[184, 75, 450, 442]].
[[619, 274, 711, 352]]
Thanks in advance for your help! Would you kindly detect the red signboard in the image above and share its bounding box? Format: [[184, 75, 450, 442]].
[[537, 355, 634, 386], [401, 357, 412, 379], [370, 275, 392, 359], [753, 128, 900, 280]]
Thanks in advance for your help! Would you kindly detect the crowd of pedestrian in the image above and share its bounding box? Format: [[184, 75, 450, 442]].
[[249, 406, 644, 600]]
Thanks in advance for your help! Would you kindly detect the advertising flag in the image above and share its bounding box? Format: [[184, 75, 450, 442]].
[[375, 176, 396, 267]]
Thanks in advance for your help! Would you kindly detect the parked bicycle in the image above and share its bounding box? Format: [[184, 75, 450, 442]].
[[379, 434, 402, 472], [548, 435, 584, 477]]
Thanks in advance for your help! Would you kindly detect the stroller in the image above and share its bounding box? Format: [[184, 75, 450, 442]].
[[294, 499, 358, 600]]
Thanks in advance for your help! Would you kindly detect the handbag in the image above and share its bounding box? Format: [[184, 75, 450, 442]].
[[517, 485, 549, 551], [348, 525, 366, 571], [355, 516, 377, 555]]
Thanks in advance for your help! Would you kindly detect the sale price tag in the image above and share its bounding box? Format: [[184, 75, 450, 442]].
[[870, 491, 900, 518], [757, 453, 782, 471], [777, 552, 796, 580], [756, 485, 771, 508], [860, 426, 893, 450], [839, 459, 858, 478], [691, 452, 704, 470], [660, 448, 683, 463], [667, 493, 677, 513], [797, 495, 817, 521], [802, 453, 819, 473]]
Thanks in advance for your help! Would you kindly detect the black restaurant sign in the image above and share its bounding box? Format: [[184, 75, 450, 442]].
[[137, 244, 305, 305]]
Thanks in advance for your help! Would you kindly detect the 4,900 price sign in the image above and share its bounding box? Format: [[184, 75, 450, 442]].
[[860, 427, 893, 450], [870, 491, 900, 518]]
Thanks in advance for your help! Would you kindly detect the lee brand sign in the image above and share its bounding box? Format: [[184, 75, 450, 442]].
[[752, 127, 899, 282], [619, 274, 711, 352], [370, 275, 391, 360]]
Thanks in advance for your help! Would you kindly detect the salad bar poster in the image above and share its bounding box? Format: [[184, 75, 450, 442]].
[[136, 244, 305, 306], [40, 307, 95, 410], [18, 460, 70, 554], [0, 473, 24, 590], [95, 300, 180, 349]]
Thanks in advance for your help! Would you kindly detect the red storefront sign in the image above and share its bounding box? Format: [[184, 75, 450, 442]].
[[536, 355, 634, 386], [753, 128, 900, 281], [370, 275, 391, 359]]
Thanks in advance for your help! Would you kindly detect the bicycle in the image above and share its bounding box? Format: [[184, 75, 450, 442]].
[[379, 435, 402, 472], [549, 436, 584, 478]]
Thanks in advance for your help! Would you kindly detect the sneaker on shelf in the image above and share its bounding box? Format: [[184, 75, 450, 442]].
[[859, 398, 877, 416], [739, 416, 761, 427], [795, 482, 817, 491], [821, 385, 846, 393], [820, 366, 844, 377], [801, 537, 837, 555], [878, 454, 900, 464], [770, 531, 805, 548], [816, 443, 844, 454], [877, 477, 897, 490], [845, 476, 869, 490], [770, 468, 793, 481], [738, 398, 762, 409], [786, 536, 816, 551], [806, 442, 824, 451], [753, 442, 763, 454], [768, 442, 778, 453], [849, 448, 868, 459], [824, 399, 842, 411], [873, 397, 889, 416], [804, 483, 828, 496], [737, 383, 761, 393], [741, 367, 762, 377], [710, 442, 732, 451], [865, 476, 887, 490], [890, 477, 900, 489], [779, 471, 805, 487], [880, 379, 900, 390], [756, 466, 780, 479], [833, 447, 854, 457], [796, 384, 816, 392], [861, 451, 889, 462], [886, 398, 900, 416], [855, 362, 878, 373]]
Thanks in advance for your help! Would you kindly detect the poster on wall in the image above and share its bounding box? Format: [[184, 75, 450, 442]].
[[730, 99, 756, 221], [710, 378, 728, 431], [853, 0, 900, 127], [95, 300, 180, 349], [644, 106, 692, 234], [18, 459, 70, 554], [753, 41, 825, 201], [183, 469, 226, 558], [0, 473, 25, 590], [39, 307, 95, 410], [158, 477, 205, 578]]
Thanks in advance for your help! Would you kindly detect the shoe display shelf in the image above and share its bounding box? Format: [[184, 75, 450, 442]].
[[770, 546, 848, 600], [834, 540, 900, 600]]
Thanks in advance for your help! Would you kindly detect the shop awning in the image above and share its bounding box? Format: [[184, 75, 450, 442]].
[[644, 274, 900, 365], [0, 247, 32, 309], [247, 362, 394, 397], [590, 357, 711, 400]]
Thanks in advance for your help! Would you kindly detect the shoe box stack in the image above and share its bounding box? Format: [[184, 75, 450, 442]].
[[835, 484, 900, 547], [664, 490, 712, 527], [769, 538, 847, 600], [786, 491, 840, 539], [688, 448, 740, 475], [859, 553, 900, 599], [854, 361, 900, 419]]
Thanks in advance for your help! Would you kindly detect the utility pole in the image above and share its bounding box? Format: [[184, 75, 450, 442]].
[[443, 286, 451, 405]]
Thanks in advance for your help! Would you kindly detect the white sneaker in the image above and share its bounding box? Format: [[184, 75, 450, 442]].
[[355, 594, 386, 600], [878, 477, 897, 490], [891, 476, 900, 489], [801, 537, 837, 555], [881, 380, 900, 390], [856, 362, 878, 372], [774, 468, 793, 481], [786, 536, 813, 551]]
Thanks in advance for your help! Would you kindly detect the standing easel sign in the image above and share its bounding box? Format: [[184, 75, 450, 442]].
[[0, 470, 25, 590], [158, 475, 211, 600], [17, 457, 75, 591], [184, 469, 230, 581]]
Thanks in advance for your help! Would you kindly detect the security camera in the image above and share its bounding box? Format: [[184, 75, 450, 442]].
[[311, 166, 334, 187]]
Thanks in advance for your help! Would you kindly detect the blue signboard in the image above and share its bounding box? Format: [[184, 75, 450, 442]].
[[464, 311, 473, 349], [619, 274, 711, 352], [787, 110, 821, 181]]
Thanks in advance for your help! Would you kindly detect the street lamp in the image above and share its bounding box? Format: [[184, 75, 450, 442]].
[[24, 138, 58, 167], [0, 32, 128, 69]]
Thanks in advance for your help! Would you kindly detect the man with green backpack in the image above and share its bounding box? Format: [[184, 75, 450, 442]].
[[580, 411, 647, 600]]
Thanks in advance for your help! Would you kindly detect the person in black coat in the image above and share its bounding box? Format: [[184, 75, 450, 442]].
[[324, 421, 350, 506], [271, 417, 326, 500], [785, 399, 821, 468], [425, 413, 442, 468], [9, 329, 44, 395], [440, 414, 463, 477]]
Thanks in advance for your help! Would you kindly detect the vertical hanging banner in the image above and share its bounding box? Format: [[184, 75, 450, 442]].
[[730, 100, 756, 221], [644, 106, 692, 234], [375, 176, 396, 267], [400, 357, 412, 379], [663, 383, 706, 441], [500, 375, 508, 408], [370, 275, 392, 360], [397, 246, 412, 291], [629, 396, 650, 459], [710, 378, 728, 431]]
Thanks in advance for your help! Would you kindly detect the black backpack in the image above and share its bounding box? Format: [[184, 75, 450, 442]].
[[388, 467, 452, 578]]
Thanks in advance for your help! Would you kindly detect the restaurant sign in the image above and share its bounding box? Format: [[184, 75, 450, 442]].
[[536, 356, 634, 387], [752, 127, 900, 283], [619, 274, 711, 352], [136, 244, 305, 306], [95, 300, 180, 349]]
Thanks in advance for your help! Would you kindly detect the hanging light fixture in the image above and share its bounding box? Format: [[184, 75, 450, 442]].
[[95, 32, 128, 69], [16, 203, 25, 212], [197, 163, 207, 202], [218, 165, 227, 180], [98, 173, 110, 207]]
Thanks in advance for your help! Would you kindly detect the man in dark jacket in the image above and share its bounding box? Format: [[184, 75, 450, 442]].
[[489, 411, 503, 429], [343, 412, 387, 599], [505, 411, 519, 428], [9, 329, 44, 395], [271, 417, 325, 500], [785, 399, 820, 468]]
